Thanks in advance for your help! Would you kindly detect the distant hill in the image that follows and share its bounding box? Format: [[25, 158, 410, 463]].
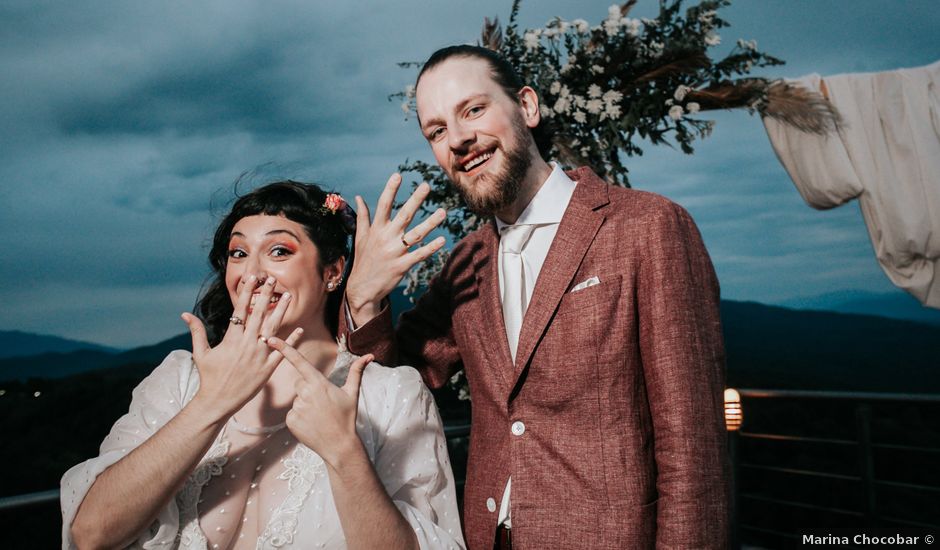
[[722, 301, 940, 392], [781, 290, 940, 326], [2, 295, 939, 393], [0, 333, 189, 382], [0, 330, 120, 360]]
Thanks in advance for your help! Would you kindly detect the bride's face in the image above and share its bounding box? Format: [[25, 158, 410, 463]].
[[224, 214, 341, 334]]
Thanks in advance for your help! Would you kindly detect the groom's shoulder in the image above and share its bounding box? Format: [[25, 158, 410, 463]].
[[569, 166, 683, 220], [450, 223, 494, 256]]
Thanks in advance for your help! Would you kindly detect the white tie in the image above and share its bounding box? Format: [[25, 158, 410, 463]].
[[500, 224, 536, 361]]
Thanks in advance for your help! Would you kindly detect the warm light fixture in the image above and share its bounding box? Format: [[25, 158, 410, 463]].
[[724, 388, 743, 431]]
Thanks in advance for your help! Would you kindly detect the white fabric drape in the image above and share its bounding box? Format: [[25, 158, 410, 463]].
[[763, 60, 940, 308]]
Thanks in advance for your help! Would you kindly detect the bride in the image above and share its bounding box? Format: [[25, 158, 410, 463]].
[[61, 181, 464, 549]]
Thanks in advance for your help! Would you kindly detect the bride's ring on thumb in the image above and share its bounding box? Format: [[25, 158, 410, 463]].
[[258, 335, 268, 344]]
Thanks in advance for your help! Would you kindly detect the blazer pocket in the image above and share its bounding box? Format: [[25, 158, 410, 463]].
[[555, 274, 623, 320]]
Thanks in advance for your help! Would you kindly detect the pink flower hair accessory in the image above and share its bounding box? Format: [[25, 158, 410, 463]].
[[323, 193, 346, 213]]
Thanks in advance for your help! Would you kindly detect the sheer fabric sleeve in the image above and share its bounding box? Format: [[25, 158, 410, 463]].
[[368, 366, 466, 550], [60, 350, 198, 549]]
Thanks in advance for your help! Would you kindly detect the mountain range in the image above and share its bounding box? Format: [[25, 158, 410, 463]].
[[2, 293, 939, 393]]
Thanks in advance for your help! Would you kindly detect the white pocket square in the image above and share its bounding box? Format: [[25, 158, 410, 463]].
[[571, 276, 600, 292]]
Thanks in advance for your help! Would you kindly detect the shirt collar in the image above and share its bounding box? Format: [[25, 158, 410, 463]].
[[495, 162, 577, 231]]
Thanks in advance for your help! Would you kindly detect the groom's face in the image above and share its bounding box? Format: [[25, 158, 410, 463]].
[[415, 56, 536, 215]]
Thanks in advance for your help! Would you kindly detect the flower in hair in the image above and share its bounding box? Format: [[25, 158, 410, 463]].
[[323, 193, 346, 214]]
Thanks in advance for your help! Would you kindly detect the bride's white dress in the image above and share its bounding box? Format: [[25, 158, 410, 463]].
[[60, 346, 465, 549]]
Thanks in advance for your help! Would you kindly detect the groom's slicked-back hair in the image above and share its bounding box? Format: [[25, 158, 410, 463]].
[[416, 45, 552, 158], [418, 45, 524, 105]]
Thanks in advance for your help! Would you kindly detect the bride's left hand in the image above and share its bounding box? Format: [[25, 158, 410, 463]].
[[267, 337, 373, 467]]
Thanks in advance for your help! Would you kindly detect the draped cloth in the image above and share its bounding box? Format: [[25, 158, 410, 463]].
[[762, 60, 940, 308]]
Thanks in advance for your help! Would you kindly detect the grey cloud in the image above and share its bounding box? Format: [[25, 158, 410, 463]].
[[1, 0, 937, 348]]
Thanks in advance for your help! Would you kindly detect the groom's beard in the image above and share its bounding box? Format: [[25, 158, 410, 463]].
[[450, 119, 533, 217]]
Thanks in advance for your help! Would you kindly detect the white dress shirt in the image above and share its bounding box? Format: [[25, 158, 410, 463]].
[[494, 162, 577, 528]]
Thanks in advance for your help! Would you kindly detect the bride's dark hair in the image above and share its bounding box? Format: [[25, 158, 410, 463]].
[[195, 180, 356, 345]]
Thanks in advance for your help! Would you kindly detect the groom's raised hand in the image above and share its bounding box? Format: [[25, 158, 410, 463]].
[[345, 173, 447, 327]]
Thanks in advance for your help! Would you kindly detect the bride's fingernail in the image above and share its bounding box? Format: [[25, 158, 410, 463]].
[[282, 292, 291, 300], [266, 276, 276, 285]]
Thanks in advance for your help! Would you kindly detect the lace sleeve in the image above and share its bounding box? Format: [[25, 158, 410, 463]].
[[368, 366, 466, 550], [59, 350, 198, 549]]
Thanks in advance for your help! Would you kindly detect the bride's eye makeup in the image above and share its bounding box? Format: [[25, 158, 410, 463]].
[[270, 243, 297, 257]]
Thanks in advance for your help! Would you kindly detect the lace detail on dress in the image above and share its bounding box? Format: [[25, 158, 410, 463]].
[[256, 444, 326, 549], [176, 432, 231, 549]]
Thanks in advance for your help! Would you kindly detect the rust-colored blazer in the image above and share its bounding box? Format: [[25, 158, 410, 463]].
[[347, 168, 730, 549]]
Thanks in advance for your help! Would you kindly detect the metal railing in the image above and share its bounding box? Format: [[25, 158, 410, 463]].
[[732, 389, 940, 547], [6, 390, 940, 546]]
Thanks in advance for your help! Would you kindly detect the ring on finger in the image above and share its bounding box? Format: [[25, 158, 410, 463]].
[[229, 316, 245, 326], [401, 234, 411, 248], [258, 335, 268, 344]]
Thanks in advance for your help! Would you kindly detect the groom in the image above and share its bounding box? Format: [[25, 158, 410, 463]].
[[343, 45, 729, 549]]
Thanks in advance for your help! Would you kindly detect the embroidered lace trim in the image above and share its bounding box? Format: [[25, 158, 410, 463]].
[[257, 444, 326, 548]]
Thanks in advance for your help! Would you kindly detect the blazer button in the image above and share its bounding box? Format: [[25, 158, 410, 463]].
[[486, 497, 497, 512], [511, 421, 526, 436]]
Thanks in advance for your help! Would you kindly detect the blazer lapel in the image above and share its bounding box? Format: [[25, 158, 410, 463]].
[[471, 220, 515, 391], [512, 171, 610, 382]]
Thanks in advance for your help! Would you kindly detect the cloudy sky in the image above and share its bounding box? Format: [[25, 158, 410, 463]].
[[1, 0, 937, 348]]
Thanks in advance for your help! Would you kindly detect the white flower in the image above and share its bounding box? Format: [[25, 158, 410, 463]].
[[558, 21, 570, 34], [573, 95, 587, 109], [580, 146, 591, 156], [745, 60, 754, 71], [747, 39, 758, 51], [571, 138, 581, 146], [588, 84, 602, 98], [674, 85, 691, 101], [540, 105, 554, 118], [641, 17, 658, 27], [622, 17, 641, 37], [586, 98, 604, 114], [608, 5, 621, 19], [524, 31, 541, 50], [705, 31, 721, 46], [665, 98, 674, 106], [604, 18, 620, 36], [602, 89, 623, 105], [590, 64, 605, 74], [573, 110, 587, 123], [687, 102, 700, 113], [401, 102, 410, 114], [404, 85, 415, 99], [572, 18, 589, 34], [668, 105, 684, 120], [605, 103, 622, 119], [559, 85, 571, 98], [549, 81, 562, 95], [553, 96, 571, 114]]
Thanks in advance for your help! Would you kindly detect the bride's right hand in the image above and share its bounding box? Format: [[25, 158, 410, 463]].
[[181, 274, 301, 420]]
